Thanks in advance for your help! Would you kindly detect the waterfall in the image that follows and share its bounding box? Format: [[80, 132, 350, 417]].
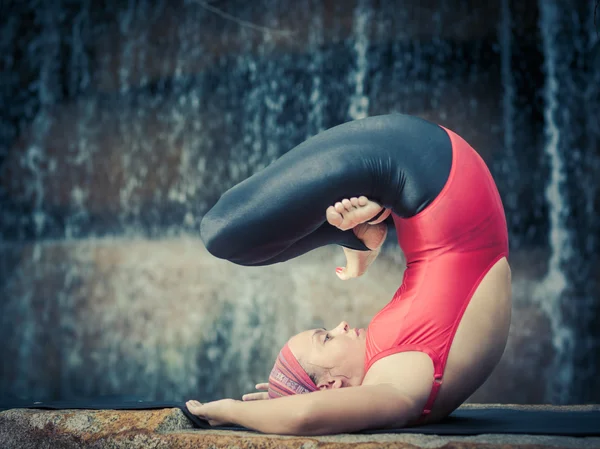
[[499, 0, 518, 215], [1, 0, 597, 404], [536, 0, 575, 404], [348, 0, 370, 120], [306, 0, 325, 137], [27, 0, 64, 238]]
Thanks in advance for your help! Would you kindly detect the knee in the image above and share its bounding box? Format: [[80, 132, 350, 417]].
[[200, 211, 258, 264], [200, 212, 230, 260]]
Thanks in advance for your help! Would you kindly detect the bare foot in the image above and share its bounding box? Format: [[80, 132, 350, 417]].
[[326, 196, 391, 231], [336, 222, 388, 280]]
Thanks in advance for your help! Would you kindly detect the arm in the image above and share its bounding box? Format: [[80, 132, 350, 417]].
[[188, 384, 419, 435]]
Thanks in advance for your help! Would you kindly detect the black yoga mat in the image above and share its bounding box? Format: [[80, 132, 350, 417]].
[[1, 398, 599, 436]]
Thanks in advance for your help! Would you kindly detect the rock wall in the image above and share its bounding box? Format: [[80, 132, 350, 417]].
[[0, 238, 558, 403], [1, 0, 599, 404]]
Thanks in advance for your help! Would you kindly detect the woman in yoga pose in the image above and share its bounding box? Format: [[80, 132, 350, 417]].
[[186, 114, 511, 435]]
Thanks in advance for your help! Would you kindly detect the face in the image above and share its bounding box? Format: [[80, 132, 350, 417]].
[[287, 321, 367, 390]]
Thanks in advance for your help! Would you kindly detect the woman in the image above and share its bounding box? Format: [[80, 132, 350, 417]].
[[186, 114, 511, 435]]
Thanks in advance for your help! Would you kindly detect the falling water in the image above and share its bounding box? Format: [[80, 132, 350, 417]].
[[306, 1, 325, 137], [536, 0, 575, 404], [1, 0, 598, 404], [348, 0, 370, 120], [29, 0, 62, 238], [499, 0, 518, 214]]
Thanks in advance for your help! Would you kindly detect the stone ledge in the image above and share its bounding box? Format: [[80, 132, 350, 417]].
[[459, 403, 600, 412], [1, 405, 599, 449]]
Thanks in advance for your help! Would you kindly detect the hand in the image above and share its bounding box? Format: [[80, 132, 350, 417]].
[[241, 382, 270, 401], [185, 399, 237, 426]]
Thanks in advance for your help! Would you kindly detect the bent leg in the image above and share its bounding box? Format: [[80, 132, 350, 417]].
[[234, 222, 369, 266], [200, 142, 374, 265]]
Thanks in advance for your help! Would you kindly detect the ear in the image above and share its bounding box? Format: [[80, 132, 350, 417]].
[[317, 377, 343, 390]]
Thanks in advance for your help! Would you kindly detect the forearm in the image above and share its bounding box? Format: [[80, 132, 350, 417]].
[[226, 398, 307, 434]]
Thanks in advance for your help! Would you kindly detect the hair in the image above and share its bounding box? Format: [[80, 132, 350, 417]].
[[299, 358, 323, 387]]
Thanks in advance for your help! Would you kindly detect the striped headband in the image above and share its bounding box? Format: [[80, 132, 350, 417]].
[[268, 342, 318, 398]]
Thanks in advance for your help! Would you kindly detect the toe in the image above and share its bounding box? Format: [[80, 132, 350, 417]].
[[350, 197, 359, 207], [342, 199, 353, 211], [326, 206, 343, 226], [334, 202, 345, 214], [358, 196, 368, 206]]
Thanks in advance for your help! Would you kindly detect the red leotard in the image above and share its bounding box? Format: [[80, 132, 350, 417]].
[[364, 127, 509, 421]]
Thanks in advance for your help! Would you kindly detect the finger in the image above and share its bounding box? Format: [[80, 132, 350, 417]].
[[255, 383, 269, 390], [186, 400, 204, 415], [242, 392, 269, 401], [336, 267, 348, 280]]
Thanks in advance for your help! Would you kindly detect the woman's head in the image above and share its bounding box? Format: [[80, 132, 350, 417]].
[[268, 321, 367, 398]]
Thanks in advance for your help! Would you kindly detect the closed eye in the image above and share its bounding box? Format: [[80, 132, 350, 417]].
[[324, 333, 331, 343]]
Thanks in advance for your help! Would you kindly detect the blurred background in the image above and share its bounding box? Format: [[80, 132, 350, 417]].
[[0, 0, 599, 405]]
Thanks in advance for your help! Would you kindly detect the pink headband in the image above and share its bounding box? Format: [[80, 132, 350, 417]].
[[268, 343, 318, 398]]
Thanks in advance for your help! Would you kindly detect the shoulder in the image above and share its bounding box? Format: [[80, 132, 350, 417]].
[[362, 351, 434, 412]]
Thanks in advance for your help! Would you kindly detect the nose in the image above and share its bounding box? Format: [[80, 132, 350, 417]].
[[337, 321, 349, 333]]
